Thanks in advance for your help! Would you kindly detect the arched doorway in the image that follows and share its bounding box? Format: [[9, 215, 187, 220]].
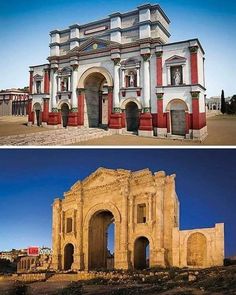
[[187, 233, 207, 267], [168, 100, 187, 136], [134, 236, 150, 269], [33, 103, 42, 126], [61, 103, 69, 128], [64, 243, 74, 270], [84, 73, 108, 128], [125, 102, 139, 132], [88, 210, 115, 270]]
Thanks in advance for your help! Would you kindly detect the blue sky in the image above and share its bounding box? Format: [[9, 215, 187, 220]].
[[0, 149, 235, 257], [0, 0, 235, 97]]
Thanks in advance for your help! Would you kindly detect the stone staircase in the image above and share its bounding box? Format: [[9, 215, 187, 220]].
[[0, 127, 113, 146]]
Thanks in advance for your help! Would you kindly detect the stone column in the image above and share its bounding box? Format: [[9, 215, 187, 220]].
[[189, 46, 199, 84], [71, 65, 78, 111], [136, 66, 140, 87], [52, 199, 62, 270], [51, 68, 58, 112], [44, 69, 50, 94], [142, 53, 151, 110], [73, 190, 84, 270], [138, 53, 153, 136], [156, 51, 163, 87], [191, 91, 200, 130], [77, 88, 85, 126], [42, 98, 49, 124], [112, 58, 121, 110]]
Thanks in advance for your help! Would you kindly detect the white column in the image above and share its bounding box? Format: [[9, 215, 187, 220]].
[[68, 76, 71, 92], [142, 54, 151, 109], [51, 68, 58, 111], [71, 65, 78, 110], [58, 76, 61, 92], [136, 67, 140, 87], [113, 59, 120, 109], [167, 66, 171, 85], [121, 68, 125, 88]]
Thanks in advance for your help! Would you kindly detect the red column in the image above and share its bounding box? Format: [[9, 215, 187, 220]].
[[42, 98, 49, 123], [185, 112, 189, 134], [107, 86, 113, 125], [28, 99, 33, 122], [189, 46, 199, 84], [156, 51, 163, 86], [29, 71, 33, 94], [191, 91, 200, 130], [156, 93, 166, 128], [77, 88, 85, 126], [44, 69, 50, 94]]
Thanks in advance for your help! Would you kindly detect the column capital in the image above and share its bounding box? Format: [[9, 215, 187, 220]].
[[156, 93, 164, 99], [78, 88, 85, 95], [141, 53, 151, 61], [112, 58, 121, 65], [113, 107, 121, 113], [52, 108, 58, 112], [143, 107, 151, 113], [191, 91, 200, 99], [71, 64, 79, 71], [189, 46, 199, 53], [107, 86, 113, 93], [155, 51, 163, 58], [43, 97, 50, 102]]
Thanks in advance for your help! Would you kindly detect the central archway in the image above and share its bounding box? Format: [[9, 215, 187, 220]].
[[88, 210, 115, 270], [78, 67, 113, 128], [134, 236, 150, 269]]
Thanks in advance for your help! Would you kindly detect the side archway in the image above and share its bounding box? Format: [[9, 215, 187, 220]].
[[33, 102, 42, 126], [134, 236, 150, 269], [187, 233, 207, 267], [64, 243, 74, 270], [166, 99, 188, 136]]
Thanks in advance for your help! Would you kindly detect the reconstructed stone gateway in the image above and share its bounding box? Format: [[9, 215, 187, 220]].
[[52, 168, 224, 271], [29, 4, 207, 140]]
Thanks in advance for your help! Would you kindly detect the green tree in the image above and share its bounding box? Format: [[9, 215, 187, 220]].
[[221, 90, 226, 114]]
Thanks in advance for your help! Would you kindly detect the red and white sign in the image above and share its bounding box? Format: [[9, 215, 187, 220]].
[[27, 246, 39, 256]]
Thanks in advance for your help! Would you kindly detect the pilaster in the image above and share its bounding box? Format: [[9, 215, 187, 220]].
[[189, 46, 199, 84]]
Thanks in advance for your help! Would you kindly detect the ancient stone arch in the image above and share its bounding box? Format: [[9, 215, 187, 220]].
[[51, 168, 224, 271], [78, 67, 113, 88]]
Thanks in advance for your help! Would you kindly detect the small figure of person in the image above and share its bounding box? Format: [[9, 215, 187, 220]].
[[129, 72, 135, 87], [174, 68, 181, 86]]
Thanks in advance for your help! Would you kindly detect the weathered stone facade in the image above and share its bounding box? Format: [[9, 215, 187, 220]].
[[52, 168, 224, 271]]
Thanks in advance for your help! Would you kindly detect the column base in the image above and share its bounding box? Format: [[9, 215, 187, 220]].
[[157, 127, 167, 138], [139, 112, 153, 131], [109, 113, 122, 129], [192, 126, 208, 141], [48, 112, 60, 125], [68, 112, 78, 126], [138, 129, 154, 137]]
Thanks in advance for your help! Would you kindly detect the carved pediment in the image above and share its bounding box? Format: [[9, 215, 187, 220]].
[[68, 37, 120, 54], [165, 55, 186, 64], [82, 167, 130, 190]]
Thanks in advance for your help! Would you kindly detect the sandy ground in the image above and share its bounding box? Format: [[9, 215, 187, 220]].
[[0, 116, 52, 136], [0, 115, 235, 146], [75, 115, 236, 146]]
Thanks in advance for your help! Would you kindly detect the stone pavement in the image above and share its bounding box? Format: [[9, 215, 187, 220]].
[[0, 127, 113, 146]]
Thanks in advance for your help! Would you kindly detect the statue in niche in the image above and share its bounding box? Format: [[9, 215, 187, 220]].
[[129, 71, 135, 87], [173, 68, 181, 85]]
